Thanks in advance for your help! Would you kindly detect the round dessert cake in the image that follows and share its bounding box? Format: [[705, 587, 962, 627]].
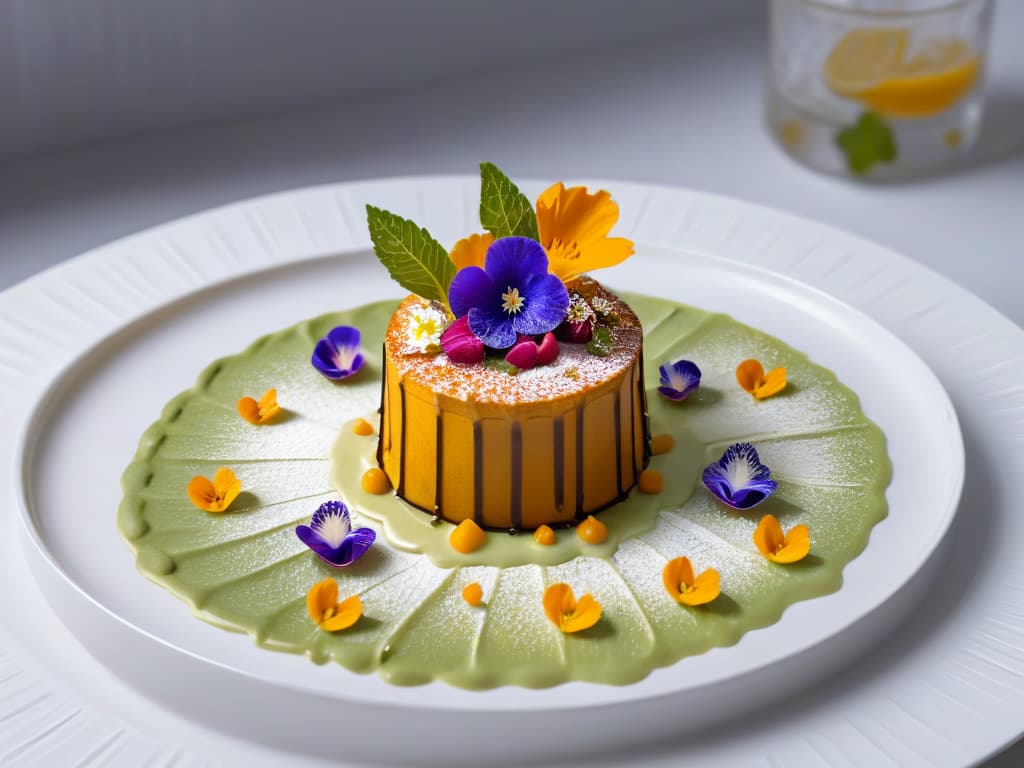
[[378, 285, 649, 531]]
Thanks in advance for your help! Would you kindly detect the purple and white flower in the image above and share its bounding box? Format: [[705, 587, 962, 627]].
[[312, 326, 365, 380], [447, 237, 569, 349], [702, 443, 777, 511], [658, 360, 701, 402], [296, 500, 376, 567]]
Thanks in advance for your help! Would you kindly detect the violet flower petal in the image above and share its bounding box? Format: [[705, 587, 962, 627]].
[[658, 360, 702, 401], [513, 273, 571, 336], [701, 442, 777, 510], [296, 500, 376, 567], [484, 237, 549, 289], [448, 266, 495, 319], [311, 325, 365, 380], [468, 305, 518, 349]]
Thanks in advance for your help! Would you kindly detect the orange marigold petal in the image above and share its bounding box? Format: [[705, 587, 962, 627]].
[[306, 578, 338, 625], [257, 388, 281, 422], [237, 396, 261, 425], [681, 569, 721, 606], [753, 514, 786, 558], [187, 476, 215, 509], [662, 556, 696, 602], [543, 583, 575, 627], [561, 593, 602, 633], [754, 368, 787, 399], [450, 232, 494, 270], [736, 359, 766, 394], [536, 183, 632, 283], [320, 594, 363, 632], [771, 524, 811, 564], [211, 467, 241, 511]]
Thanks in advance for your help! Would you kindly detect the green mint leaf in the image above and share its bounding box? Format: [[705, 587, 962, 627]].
[[587, 326, 613, 357], [483, 357, 519, 376], [365, 205, 456, 306], [836, 112, 897, 175], [479, 162, 540, 241]]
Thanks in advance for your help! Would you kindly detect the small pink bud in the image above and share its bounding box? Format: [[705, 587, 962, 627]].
[[505, 338, 539, 370], [536, 332, 559, 365], [441, 316, 484, 364], [555, 318, 594, 344]]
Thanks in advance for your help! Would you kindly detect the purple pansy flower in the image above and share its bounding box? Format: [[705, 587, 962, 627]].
[[658, 360, 701, 401], [447, 237, 569, 349], [296, 500, 376, 567], [312, 326, 365, 380], [702, 443, 777, 511]]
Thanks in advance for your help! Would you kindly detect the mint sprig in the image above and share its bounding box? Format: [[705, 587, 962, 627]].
[[587, 326, 613, 357], [836, 112, 897, 175], [479, 162, 540, 241], [366, 205, 456, 306]]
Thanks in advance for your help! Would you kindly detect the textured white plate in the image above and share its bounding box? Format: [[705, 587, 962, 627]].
[[1, 176, 1021, 767]]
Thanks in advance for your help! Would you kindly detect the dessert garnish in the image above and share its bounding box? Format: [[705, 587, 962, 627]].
[[702, 443, 777, 510], [662, 557, 720, 606], [306, 578, 363, 632], [311, 326, 365, 380], [736, 359, 787, 399], [650, 434, 675, 455], [187, 467, 241, 513], [439, 316, 485, 364], [295, 500, 376, 567], [638, 469, 664, 494], [543, 583, 602, 634], [360, 468, 391, 495], [450, 519, 487, 554], [658, 360, 701, 402], [576, 515, 608, 545], [533, 525, 556, 546], [407, 304, 448, 353], [754, 514, 810, 564], [462, 582, 484, 606], [352, 418, 375, 436], [237, 388, 281, 425]]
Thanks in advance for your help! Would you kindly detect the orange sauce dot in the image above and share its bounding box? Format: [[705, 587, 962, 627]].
[[462, 582, 484, 606], [650, 433, 675, 456], [576, 515, 607, 545], [450, 519, 487, 554], [638, 469, 664, 494], [360, 468, 391, 495], [352, 418, 375, 436], [534, 524, 556, 546]]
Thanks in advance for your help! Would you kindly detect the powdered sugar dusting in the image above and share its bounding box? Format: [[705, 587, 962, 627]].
[[385, 285, 642, 404]]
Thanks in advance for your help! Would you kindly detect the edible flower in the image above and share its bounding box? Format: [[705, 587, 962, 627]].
[[447, 237, 569, 349], [407, 304, 448, 353], [295, 500, 376, 567], [556, 294, 596, 343], [449, 232, 494, 270], [658, 360, 701, 402], [535, 183, 634, 285], [187, 467, 242, 513], [753, 514, 810, 564], [237, 388, 281, 425], [311, 326, 365, 380], [662, 557, 720, 606], [702, 443, 777, 510], [736, 359, 787, 399], [306, 577, 363, 631], [440, 316, 485, 364], [543, 583, 602, 634], [505, 332, 559, 370]]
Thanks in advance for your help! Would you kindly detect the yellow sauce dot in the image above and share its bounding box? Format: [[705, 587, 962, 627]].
[[576, 515, 607, 545], [534, 524, 556, 546], [352, 418, 375, 436], [361, 467, 391, 495], [462, 582, 484, 606], [450, 519, 487, 554], [638, 469, 664, 494], [650, 433, 675, 456]]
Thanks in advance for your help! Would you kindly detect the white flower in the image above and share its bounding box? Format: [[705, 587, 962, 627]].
[[407, 305, 448, 353]]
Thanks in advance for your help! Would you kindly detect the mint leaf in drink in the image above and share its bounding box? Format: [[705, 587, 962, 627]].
[[479, 162, 540, 240], [836, 112, 897, 175], [366, 205, 456, 307]]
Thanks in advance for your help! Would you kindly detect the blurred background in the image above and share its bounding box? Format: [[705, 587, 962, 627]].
[[1, 0, 1022, 764]]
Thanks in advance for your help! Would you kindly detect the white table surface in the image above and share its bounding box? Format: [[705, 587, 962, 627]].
[[1, 7, 1021, 766]]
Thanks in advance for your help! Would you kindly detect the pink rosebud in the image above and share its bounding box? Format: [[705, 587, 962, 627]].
[[536, 332, 559, 366], [555, 318, 594, 344], [505, 338, 539, 370], [441, 316, 485, 364]]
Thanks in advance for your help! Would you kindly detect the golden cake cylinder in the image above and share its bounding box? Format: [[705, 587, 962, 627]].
[[378, 289, 649, 530]]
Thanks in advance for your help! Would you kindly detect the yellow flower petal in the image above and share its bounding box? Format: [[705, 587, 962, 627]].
[[662, 556, 695, 602], [753, 514, 785, 558], [187, 468, 241, 513], [186, 475, 217, 511], [238, 388, 281, 425], [306, 577, 339, 625], [755, 367, 787, 399], [736, 359, 766, 394], [536, 182, 633, 284], [561, 593, 602, 633], [543, 582, 575, 627], [450, 232, 494, 270], [319, 594, 363, 632], [237, 396, 261, 425], [682, 568, 720, 606], [543, 583, 601, 633], [773, 524, 811, 564]]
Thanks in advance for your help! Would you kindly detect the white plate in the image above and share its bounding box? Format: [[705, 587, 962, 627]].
[[1, 176, 1021, 767]]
